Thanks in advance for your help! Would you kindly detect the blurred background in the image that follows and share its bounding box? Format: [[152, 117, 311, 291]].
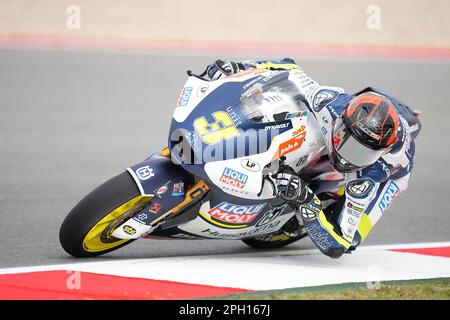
[[0, 0, 449, 267], [1, 0, 450, 48]]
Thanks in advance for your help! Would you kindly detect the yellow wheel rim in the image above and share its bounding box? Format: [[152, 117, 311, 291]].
[[82, 195, 151, 253]]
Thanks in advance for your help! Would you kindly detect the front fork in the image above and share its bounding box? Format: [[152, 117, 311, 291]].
[[112, 149, 210, 240]]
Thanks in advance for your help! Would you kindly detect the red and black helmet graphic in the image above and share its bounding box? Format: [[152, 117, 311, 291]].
[[344, 92, 399, 149]]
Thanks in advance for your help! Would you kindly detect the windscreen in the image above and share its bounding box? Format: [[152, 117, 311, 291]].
[[239, 71, 307, 123]]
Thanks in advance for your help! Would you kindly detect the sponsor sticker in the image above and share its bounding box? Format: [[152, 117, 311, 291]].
[[134, 212, 149, 224], [300, 205, 317, 222], [378, 160, 391, 176], [356, 122, 381, 140], [207, 202, 266, 226], [136, 166, 154, 180], [346, 179, 375, 198], [285, 111, 308, 119], [197, 84, 208, 98], [149, 202, 162, 214], [264, 123, 290, 131], [152, 180, 171, 198], [220, 167, 248, 189], [296, 155, 309, 167], [332, 129, 343, 148], [123, 225, 136, 235], [226, 106, 242, 127], [172, 182, 185, 196], [312, 89, 337, 112], [347, 202, 364, 212], [272, 125, 306, 160], [378, 181, 400, 212], [347, 216, 358, 227], [177, 87, 193, 107], [241, 159, 261, 172]]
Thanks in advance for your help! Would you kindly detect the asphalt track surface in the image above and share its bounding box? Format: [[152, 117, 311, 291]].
[[0, 47, 449, 268]]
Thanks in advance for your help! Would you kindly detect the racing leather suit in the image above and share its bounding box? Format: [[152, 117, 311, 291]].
[[205, 59, 421, 258]]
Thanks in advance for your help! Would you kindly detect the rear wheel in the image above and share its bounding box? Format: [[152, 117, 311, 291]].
[[242, 233, 307, 249], [59, 172, 151, 257]]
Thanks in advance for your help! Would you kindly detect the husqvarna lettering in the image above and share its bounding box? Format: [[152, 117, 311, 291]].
[[201, 220, 281, 239], [136, 166, 155, 180], [193, 111, 240, 145], [220, 167, 248, 189]]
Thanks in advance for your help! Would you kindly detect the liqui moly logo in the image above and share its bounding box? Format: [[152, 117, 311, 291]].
[[219, 167, 248, 189], [378, 181, 400, 212], [177, 87, 193, 107], [207, 202, 266, 224]]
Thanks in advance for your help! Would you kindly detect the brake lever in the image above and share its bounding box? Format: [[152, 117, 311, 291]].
[[257, 156, 287, 197], [186, 69, 209, 81]]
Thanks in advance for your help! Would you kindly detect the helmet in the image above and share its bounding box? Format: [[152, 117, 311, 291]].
[[331, 92, 399, 173]]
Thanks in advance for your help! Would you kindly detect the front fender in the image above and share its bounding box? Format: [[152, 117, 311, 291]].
[[127, 153, 195, 196]]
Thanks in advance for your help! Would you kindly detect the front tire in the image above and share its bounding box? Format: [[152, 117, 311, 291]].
[[59, 171, 151, 257]]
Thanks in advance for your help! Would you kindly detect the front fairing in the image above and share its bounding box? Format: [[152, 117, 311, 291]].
[[169, 71, 289, 171], [168, 70, 325, 199]]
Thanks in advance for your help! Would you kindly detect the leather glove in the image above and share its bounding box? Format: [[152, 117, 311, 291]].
[[206, 59, 244, 80], [275, 172, 309, 204]]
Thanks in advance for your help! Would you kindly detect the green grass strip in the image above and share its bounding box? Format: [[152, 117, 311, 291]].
[[204, 277, 450, 300]]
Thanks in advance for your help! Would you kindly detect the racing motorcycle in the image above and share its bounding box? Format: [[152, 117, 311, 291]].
[[59, 68, 339, 257]]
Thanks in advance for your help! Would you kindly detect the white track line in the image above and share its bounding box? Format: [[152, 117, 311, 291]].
[[1, 242, 449, 290]]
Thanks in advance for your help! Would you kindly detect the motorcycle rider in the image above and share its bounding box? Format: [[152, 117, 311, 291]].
[[203, 58, 421, 258]]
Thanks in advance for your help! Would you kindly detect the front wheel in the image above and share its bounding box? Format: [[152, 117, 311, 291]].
[[59, 172, 151, 257]]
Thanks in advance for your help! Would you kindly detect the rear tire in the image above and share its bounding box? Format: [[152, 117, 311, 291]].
[[242, 233, 307, 249], [242, 217, 308, 249], [59, 171, 148, 257]]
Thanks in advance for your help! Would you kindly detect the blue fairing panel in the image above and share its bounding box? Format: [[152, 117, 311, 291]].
[[168, 78, 292, 182], [127, 153, 195, 196]]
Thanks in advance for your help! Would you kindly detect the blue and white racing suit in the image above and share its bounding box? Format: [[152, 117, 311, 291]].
[[242, 59, 421, 258]]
